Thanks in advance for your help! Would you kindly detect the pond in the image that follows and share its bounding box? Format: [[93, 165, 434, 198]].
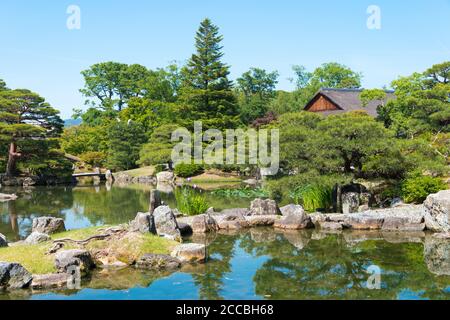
[[0, 185, 251, 241], [0, 186, 449, 300], [1, 229, 449, 300]]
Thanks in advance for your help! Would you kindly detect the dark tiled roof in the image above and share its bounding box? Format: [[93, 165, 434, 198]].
[[305, 88, 396, 117]]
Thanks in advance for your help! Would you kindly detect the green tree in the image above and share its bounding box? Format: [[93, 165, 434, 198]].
[[237, 68, 279, 123], [106, 121, 147, 171], [61, 124, 109, 156], [0, 87, 64, 176], [317, 111, 404, 177], [360, 89, 387, 108], [179, 18, 240, 130], [379, 62, 450, 138], [80, 62, 177, 112], [138, 124, 179, 169]]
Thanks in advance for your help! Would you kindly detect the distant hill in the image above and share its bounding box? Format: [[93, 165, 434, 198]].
[[64, 119, 82, 127]]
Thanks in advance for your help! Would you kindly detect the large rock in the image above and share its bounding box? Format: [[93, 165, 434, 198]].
[[244, 215, 280, 227], [249, 199, 280, 216], [25, 232, 51, 245], [343, 205, 425, 231], [424, 236, 450, 276], [0, 262, 32, 289], [55, 249, 95, 274], [149, 190, 162, 214], [136, 254, 181, 270], [274, 211, 313, 230], [319, 221, 344, 231], [191, 214, 218, 233], [171, 243, 206, 263], [280, 204, 305, 217], [31, 273, 71, 289], [32, 217, 66, 235], [153, 206, 182, 241], [381, 217, 425, 232], [342, 192, 360, 214], [130, 212, 156, 234], [0, 233, 7, 247], [344, 215, 384, 230], [220, 208, 249, 216], [215, 213, 249, 230], [156, 171, 175, 184], [424, 190, 450, 232]]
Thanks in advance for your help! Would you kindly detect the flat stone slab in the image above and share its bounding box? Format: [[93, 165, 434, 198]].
[[320, 221, 344, 231], [244, 215, 280, 227], [31, 273, 71, 289]]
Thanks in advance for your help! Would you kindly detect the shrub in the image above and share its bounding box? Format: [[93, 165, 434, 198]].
[[175, 187, 209, 216], [174, 163, 204, 178], [401, 175, 447, 203], [154, 164, 166, 174], [212, 187, 269, 198]]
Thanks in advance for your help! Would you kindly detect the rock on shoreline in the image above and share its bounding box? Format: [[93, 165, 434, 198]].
[[424, 190, 450, 233]]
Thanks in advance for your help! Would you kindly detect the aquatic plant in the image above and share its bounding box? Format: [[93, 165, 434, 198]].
[[175, 187, 209, 216], [289, 184, 334, 212]]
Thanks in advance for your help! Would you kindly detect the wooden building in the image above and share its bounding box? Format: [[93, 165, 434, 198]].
[[304, 88, 396, 117]]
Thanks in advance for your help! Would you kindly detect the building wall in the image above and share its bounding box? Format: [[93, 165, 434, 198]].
[[307, 95, 339, 112]]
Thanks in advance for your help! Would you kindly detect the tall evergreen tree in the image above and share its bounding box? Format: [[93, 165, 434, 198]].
[[0, 86, 64, 176], [180, 18, 240, 130]]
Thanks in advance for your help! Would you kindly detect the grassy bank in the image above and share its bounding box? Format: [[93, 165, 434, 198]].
[[0, 226, 178, 275]]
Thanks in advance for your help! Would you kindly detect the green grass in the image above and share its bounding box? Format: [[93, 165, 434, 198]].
[[116, 166, 155, 178], [0, 225, 178, 275], [0, 244, 56, 275]]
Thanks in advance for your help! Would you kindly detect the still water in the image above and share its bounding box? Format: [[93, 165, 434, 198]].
[[0, 185, 251, 241], [0, 186, 449, 300]]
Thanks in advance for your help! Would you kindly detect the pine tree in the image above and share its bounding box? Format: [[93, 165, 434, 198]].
[[180, 18, 240, 130], [0, 86, 64, 176]]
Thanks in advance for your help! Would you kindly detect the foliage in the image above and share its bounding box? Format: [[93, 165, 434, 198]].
[[0, 85, 67, 177], [178, 18, 240, 130], [80, 62, 178, 112], [80, 151, 107, 167], [61, 124, 109, 156], [267, 171, 351, 204], [175, 187, 209, 216], [138, 124, 179, 168], [379, 62, 450, 138], [401, 175, 447, 204], [211, 186, 269, 199], [290, 184, 334, 212], [174, 163, 204, 178], [360, 89, 387, 107], [237, 68, 279, 123], [106, 121, 147, 171]]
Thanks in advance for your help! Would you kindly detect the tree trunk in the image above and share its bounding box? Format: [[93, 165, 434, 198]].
[[6, 142, 20, 176]]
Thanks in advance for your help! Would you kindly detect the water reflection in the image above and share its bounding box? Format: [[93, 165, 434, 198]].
[[6, 229, 448, 300], [0, 185, 251, 240]]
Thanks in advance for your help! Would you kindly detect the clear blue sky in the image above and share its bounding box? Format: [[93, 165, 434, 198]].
[[0, 0, 449, 118]]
